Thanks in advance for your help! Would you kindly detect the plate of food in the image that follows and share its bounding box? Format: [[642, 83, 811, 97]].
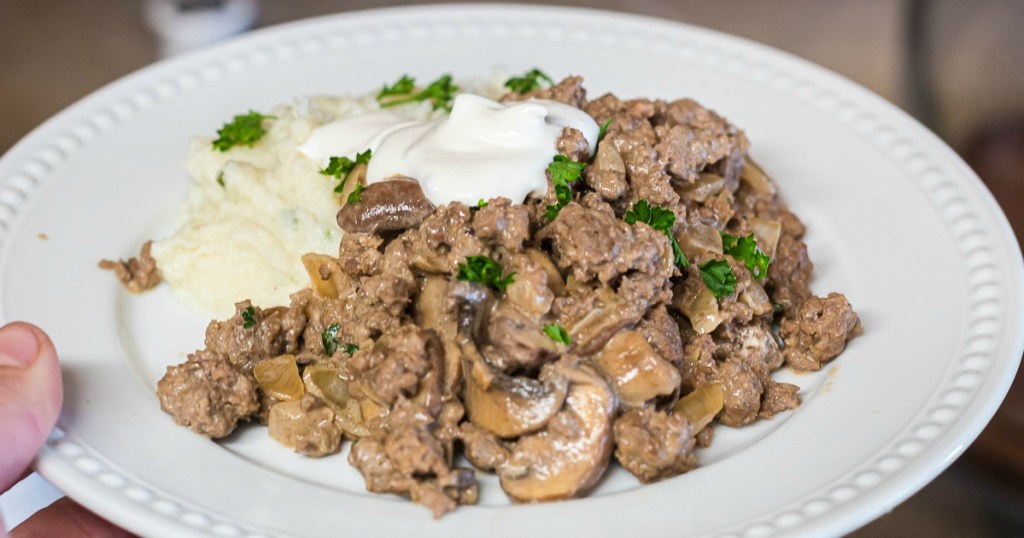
[[1, 4, 1021, 537]]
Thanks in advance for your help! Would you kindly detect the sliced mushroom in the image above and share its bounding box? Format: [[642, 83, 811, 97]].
[[461, 339, 569, 439], [415, 275, 463, 396], [498, 360, 617, 501], [336, 176, 435, 233], [676, 222, 724, 262], [525, 248, 565, 296], [565, 292, 642, 355], [674, 172, 726, 202], [301, 253, 345, 297], [592, 330, 681, 407], [673, 273, 724, 335], [584, 141, 627, 200]]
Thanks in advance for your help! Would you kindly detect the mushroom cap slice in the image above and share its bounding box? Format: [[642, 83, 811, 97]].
[[498, 361, 617, 502], [461, 339, 569, 439]]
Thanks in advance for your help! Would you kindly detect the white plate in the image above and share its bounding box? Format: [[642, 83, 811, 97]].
[[1, 4, 1022, 537]]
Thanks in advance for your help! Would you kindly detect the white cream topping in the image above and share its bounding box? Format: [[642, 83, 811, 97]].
[[299, 94, 599, 206]]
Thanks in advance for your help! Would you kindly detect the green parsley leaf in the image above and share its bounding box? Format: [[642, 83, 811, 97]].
[[597, 118, 612, 144], [624, 199, 690, 268], [321, 149, 372, 194], [378, 74, 460, 111], [721, 232, 771, 280], [322, 323, 340, 356], [241, 306, 256, 329], [212, 111, 275, 152], [504, 68, 555, 94], [347, 182, 364, 204], [772, 302, 784, 314], [544, 155, 585, 220], [543, 323, 571, 345], [322, 323, 359, 357], [377, 74, 416, 99], [699, 259, 737, 300], [476, 199, 488, 208], [457, 255, 516, 292]]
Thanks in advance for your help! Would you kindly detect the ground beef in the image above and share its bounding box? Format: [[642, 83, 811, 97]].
[[780, 293, 862, 371], [156, 353, 258, 438], [204, 300, 296, 374], [653, 98, 749, 187], [471, 197, 530, 252], [613, 407, 697, 483], [638, 305, 685, 368], [347, 325, 442, 406], [556, 127, 590, 162], [501, 75, 587, 108], [766, 233, 813, 311], [484, 301, 558, 372], [539, 203, 674, 284], [458, 422, 510, 471], [99, 240, 161, 292], [759, 381, 801, 419]]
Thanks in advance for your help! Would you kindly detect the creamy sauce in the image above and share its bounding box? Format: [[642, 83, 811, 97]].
[[299, 94, 599, 206]]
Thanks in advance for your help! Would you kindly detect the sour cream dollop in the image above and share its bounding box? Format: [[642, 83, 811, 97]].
[[299, 94, 599, 206]]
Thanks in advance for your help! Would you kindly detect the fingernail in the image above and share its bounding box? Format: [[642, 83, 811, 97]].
[[0, 323, 41, 368]]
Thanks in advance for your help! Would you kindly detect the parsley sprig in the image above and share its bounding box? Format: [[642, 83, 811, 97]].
[[212, 111, 275, 152], [504, 68, 555, 94], [322, 323, 359, 357], [721, 232, 771, 280], [699, 259, 737, 300], [321, 149, 372, 194], [597, 118, 612, 144], [377, 74, 459, 111], [457, 255, 515, 292], [544, 155, 585, 220], [543, 323, 571, 345], [624, 199, 689, 269], [241, 306, 256, 329], [347, 183, 364, 204]]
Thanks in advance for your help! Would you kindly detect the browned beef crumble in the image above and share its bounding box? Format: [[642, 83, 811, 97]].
[[155, 76, 859, 517]]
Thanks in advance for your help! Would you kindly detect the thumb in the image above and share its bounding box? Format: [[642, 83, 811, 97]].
[[0, 322, 62, 491]]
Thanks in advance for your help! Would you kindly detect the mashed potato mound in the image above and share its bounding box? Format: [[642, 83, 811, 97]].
[[152, 79, 503, 317]]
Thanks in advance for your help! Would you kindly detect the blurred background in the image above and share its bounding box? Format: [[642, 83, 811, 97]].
[[1, 0, 1022, 535]]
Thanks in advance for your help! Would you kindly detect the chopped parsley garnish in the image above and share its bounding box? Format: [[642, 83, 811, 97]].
[[624, 199, 689, 268], [347, 182, 364, 204], [544, 155, 585, 220], [321, 149, 372, 194], [773, 302, 784, 314], [212, 111, 275, 152], [377, 74, 416, 99], [504, 68, 555, 94], [457, 255, 515, 292], [322, 323, 359, 357], [216, 171, 225, 187], [477, 199, 488, 208], [543, 323, 571, 345], [699, 259, 737, 300], [377, 74, 459, 111], [721, 232, 771, 280], [241, 306, 256, 329], [597, 118, 612, 144]]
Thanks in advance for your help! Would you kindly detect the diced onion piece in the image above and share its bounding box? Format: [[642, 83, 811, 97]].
[[740, 157, 776, 195], [254, 355, 304, 401], [740, 282, 773, 316], [749, 217, 782, 259], [675, 172, 726, 202], [676, 223, 724, 261], [676, 283, 724, 335], [334, 399, 371, 438], [673, 383, 725, 432], [303, 365, 351, 408], [302, 253, 340, 297]]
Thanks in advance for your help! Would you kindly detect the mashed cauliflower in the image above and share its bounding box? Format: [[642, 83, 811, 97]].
[[152, 79, 503, 317]]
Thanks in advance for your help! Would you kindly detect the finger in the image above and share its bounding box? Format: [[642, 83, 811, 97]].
[[10, 497, 135, 537], [0, 322, 62, 492]]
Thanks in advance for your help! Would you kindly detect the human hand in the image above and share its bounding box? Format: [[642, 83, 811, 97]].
[[1, 322, 131, 537]]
